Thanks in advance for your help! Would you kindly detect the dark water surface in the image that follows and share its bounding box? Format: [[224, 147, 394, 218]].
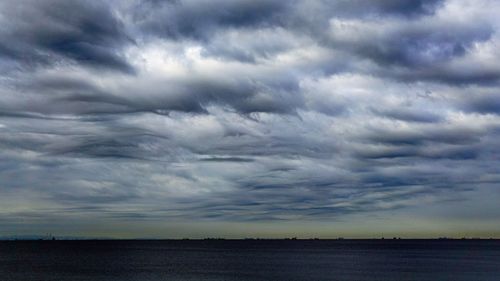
[[1, 240, 499, 281]]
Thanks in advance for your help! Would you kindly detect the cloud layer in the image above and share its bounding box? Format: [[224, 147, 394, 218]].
[[1, 0, 500, 238]]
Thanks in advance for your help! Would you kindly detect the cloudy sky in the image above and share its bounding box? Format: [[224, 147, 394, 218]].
[[1, 0, 500, 238]]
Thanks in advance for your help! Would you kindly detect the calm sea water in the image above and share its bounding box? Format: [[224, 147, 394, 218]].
[[1, 240, 499, 281]]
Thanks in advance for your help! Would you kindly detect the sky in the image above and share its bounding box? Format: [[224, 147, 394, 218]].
[[1, 0, 500, 239]]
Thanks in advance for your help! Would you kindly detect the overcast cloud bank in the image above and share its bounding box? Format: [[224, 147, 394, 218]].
[[1, 0, 500, 238]]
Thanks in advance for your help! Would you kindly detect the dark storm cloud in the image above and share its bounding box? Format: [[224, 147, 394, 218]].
[[329, 0, 445, 17], [462, 93, 500, 115], [1, 0, 500, 234], [132, 0, 290, 40], [371, 108, 443, 123], [199, 157, 255, 162], [132, 0, 444, 41], [0, 0, 133, 73], [365, 26, 487, 67], [353, 144, 479, 160], [363, 125, 483, 146], [328, 17, 495, 84]]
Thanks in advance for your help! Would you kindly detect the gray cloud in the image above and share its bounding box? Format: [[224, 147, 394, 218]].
[[371, 107, 443, 123], [331, 0, 445, 17], [1, 0, 500, 237], [0, 0, 134, 73], [462, 93, 500, 115], [131, 0, 291, 40]]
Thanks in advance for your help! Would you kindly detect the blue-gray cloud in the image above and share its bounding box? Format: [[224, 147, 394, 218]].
[[0, 0, 134, 73], [0, 0, 500, 237]]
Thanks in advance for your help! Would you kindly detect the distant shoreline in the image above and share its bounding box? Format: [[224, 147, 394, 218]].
[[1, 238, 499, 241]]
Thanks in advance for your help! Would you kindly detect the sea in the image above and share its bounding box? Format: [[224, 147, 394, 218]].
[[1, 239, 499, 281]]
